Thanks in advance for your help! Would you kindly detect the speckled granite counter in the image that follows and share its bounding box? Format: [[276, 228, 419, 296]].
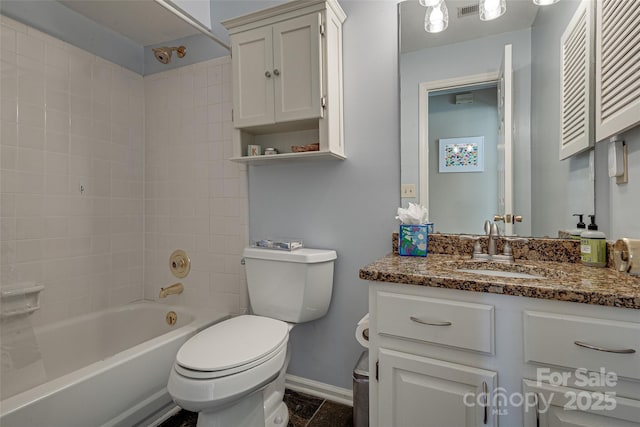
[[359, 253, 640, 309]]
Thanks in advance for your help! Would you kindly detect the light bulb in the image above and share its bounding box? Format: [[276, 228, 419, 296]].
[[419, 0, 441, 7], [424, 1, 448, 33], [479, 0, 506, 21], [533, 0, 559, 4]]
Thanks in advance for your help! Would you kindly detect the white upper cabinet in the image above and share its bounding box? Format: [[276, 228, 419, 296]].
[[559, 0, 594, 160], [231, 13, 322, 128], [595, 0, 640, 141], [231, 26, 275, 128], [273, 13, 322, 124], [223, 0, 345, 164]]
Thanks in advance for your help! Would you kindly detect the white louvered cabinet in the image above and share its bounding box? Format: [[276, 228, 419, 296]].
[[595, 0, 640, 142], [223, 0, 346, 164], [559, 0, 595, 160]]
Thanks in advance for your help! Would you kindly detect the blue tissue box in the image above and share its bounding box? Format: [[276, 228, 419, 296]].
[[399, 223, 433, 257]]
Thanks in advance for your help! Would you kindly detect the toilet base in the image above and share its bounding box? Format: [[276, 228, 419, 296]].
[[265, 402, 289, 427], [197, 391, 264, 427], [194, 392, 289, 427]]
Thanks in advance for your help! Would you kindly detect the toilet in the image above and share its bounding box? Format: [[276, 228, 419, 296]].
[[168, 247, 337, 427]]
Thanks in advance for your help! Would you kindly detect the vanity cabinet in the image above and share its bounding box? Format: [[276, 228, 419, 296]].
[[378, 349, 497, 427], [223, 0, 345, 164], [368, 282, 640, 427]]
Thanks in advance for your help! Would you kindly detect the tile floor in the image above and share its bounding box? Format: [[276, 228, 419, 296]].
[[159, 389, 354, 427]]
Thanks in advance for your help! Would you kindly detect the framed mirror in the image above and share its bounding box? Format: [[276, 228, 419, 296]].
[[399, 0, 595, 237]]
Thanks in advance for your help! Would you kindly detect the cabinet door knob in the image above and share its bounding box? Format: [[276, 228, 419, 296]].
[[265, 71, 271, 78], [273, 68, 280, 76]]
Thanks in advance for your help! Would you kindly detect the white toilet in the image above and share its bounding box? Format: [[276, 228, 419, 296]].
[[168, 247, 337, 427]]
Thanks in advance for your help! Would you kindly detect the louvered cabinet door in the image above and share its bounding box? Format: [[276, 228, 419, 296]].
[[559, 0, 594, 160], [595, 0, 640, 142]]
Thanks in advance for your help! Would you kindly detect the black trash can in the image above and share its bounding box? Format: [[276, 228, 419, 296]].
[[352, 350, 369, 427]]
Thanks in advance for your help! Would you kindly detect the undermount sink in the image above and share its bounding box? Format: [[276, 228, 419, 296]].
[[457, 268, 544, 279], [452, 261, 563, 280]]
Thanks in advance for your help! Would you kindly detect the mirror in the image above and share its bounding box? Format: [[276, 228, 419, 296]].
[[400, 0, 595, 237]]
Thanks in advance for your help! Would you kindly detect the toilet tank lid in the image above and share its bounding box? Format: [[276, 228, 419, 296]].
[[243, 247, 337, 263]]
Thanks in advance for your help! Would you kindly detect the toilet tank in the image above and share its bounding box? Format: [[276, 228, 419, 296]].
[[242, 247, 337, 323]]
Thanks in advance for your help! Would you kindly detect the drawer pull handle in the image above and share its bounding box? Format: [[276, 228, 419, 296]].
[[482, 381, 488, 424], [574, 341, 636, 354], [535, 393, 541, 427], [410, 316, 452, 326]]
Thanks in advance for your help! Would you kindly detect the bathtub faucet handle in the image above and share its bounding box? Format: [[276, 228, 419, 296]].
[[159, 282, 184, 299]]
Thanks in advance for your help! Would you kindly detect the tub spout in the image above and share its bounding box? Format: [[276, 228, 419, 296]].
[[159, 282, 183, 298]]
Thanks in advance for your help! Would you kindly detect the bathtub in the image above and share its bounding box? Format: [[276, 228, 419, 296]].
[[0, 301, 226, 427]]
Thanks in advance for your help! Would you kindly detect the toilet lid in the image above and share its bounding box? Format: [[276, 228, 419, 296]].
[[176, 315, 289, 372]]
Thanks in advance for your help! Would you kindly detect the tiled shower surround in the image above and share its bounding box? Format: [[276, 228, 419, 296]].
[[143, 57, 249, 313], [0, 15, 248, 327]]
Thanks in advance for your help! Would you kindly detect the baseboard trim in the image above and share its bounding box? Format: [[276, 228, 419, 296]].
[[285, 374, 353, 407]]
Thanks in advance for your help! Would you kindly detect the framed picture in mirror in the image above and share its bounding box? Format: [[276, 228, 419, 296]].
[[438, 136, 485, 173]]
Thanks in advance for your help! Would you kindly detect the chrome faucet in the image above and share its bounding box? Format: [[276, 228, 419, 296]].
[[487, 222, 500, 256], [461, 220, 528, 263], [159, 282, 183, 298]]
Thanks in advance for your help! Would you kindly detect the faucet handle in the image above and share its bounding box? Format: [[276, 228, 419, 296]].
[[503, 237, 529, 256], [460, 235, 485, 255]]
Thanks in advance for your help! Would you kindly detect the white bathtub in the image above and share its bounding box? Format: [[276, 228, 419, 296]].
[[0, 301, 226, 427]]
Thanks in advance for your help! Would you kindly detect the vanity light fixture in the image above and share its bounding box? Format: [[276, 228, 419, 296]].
[[533, 0, 559, 5], [424, 0, 449, 33], [479, 0, 506, 21]]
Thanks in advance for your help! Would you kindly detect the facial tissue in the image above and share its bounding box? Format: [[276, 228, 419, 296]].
[[396, 203, 432, 257]]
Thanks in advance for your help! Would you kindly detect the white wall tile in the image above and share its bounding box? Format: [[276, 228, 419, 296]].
[[1, 19, 145, 326], [3, 21, 241, 326]]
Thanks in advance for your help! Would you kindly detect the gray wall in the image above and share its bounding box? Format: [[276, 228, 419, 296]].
[[429, 88, 499, 234], [247, 0, 399, 389], [596, 126, 640, 239], [400, 28, 532, 236], [530, 0, 594, 237]]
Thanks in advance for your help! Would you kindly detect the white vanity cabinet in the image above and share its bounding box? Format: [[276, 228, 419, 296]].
[[368, 282, 640, 427], [223, 0, 345, 164], [378, 349, 498, 427]]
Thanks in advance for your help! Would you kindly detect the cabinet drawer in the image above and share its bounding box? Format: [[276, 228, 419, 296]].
[[376, 291, 494, 354], [524, 311, 640, 381]]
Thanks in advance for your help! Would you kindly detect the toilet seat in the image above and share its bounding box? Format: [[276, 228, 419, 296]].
[[175, 315, 289, 380]]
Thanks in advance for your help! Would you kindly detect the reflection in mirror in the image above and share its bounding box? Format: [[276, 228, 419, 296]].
[[399, 0, 595, 238], [427, 84, 499, 234]]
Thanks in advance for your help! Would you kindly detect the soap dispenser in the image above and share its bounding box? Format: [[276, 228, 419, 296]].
[[580, 215, 607, 267], [569, 214, 586, 240]]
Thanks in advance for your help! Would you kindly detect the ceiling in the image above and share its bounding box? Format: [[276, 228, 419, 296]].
[[59, 0, 201, 46], [400, 0, 540, 53]]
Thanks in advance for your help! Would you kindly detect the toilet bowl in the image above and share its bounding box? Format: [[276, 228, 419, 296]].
[[168, 247, 337, 427], [168, 315, 291, 426]]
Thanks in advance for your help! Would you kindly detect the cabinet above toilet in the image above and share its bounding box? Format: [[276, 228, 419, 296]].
[[222, 0, 346, 164]]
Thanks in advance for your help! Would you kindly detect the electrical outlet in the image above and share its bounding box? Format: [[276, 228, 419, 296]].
[[401, 184, 416, 198]]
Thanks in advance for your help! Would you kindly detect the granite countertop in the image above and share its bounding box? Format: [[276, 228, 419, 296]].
[[359, 253, 640, 309]]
